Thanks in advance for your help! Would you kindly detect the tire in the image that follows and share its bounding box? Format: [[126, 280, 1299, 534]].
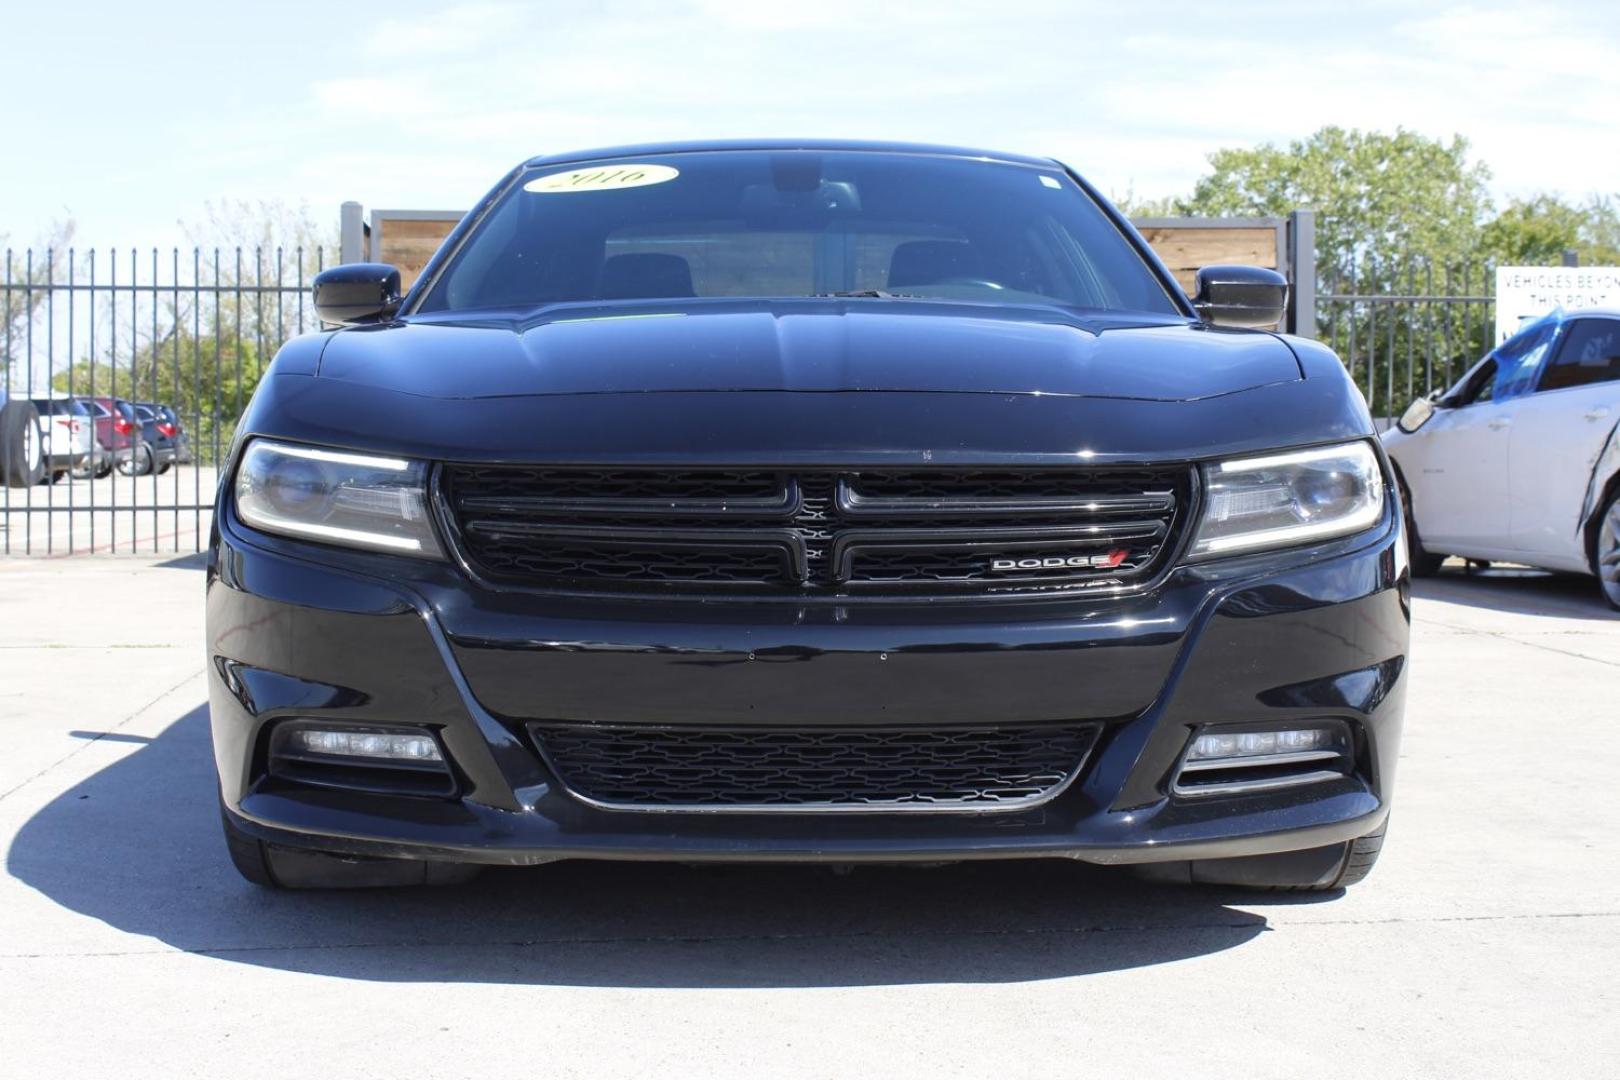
[[1138, 818, 1389, 891], [1396, 472, 1445, 577], [156, 459, 172, 476], [70, 459, 96, 480], [1, 399, 45, 488], [220, 803, 482, 890], [1595, 490, 1620, 612], [117, 442, 154, 477]]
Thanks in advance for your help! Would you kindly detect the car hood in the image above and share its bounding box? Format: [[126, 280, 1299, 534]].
[[316, 300, 1302, 401]]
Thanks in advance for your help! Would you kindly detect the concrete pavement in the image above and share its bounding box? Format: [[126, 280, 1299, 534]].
[[1, 557, 1616, 1078], [0, 465, 219, 556]]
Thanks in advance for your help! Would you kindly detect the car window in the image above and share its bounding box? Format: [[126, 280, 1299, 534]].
[[1537, 319, 1620, 393], [1452, 359, 1501, 406], [1452, 320, 1556, 406], [418, 150, 1181, 316], [81, 400, 109, 417]]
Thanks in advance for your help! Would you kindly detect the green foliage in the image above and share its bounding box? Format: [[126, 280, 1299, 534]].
[[1175, 126, 1493, 286], [1481, 194, 1620, 266], [52, 331, 266, 466], [1157, 125, 1620, 416]]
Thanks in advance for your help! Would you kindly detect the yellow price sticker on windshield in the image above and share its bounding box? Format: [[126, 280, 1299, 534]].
[[525, 164, 679, 193]]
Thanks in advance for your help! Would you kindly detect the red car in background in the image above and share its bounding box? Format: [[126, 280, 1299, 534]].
[[75, 397, 141, 478]]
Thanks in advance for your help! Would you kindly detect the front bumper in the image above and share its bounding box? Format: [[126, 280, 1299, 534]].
[[209, 511, 1408, 867]]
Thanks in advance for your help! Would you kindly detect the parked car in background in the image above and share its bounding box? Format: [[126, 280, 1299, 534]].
[[134, 402, 192, 464], [76, 396, 141, 478], [0, 388, 45, 487], [1384, 309, 1620, 610], [27, 394, 94, 482], [129, 403, 179, 476]]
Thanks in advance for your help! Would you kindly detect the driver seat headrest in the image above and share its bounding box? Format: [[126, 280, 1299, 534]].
[[887, 240, 982, 288]]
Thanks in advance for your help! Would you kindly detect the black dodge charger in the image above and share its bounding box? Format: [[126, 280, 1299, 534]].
[[209, 141, 1407, 890]]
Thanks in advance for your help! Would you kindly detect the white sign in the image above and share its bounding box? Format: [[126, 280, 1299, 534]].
[[1495, 265, 1620, 344]]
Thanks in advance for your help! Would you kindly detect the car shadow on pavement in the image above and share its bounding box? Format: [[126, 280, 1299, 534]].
[[1413, 564, 1616, 620], [154, 551, 208, 571], [9, 704, 1324, 988]]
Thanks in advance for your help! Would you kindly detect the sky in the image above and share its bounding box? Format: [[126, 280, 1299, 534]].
[[4, 0, 1617, 251]]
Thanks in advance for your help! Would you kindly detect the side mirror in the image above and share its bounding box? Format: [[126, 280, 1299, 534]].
[[1192, 265, 1289, 329], [313, 263, 402, 326], [1396, 394, 1440, 434]]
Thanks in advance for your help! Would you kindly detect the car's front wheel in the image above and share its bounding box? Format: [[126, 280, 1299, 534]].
[[1396, 473, 1445, 577], [220, 804, 482, 889], [1140, 819, 1388, 891], [1596, 490, 1620, 612]]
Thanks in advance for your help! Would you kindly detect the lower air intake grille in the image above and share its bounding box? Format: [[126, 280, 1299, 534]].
[[529, 723, 1103, 811]]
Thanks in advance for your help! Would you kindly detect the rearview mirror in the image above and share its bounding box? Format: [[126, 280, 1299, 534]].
[[1192, 265, 1289, 329], [313, 263, 403, 326], [1396, 395, 1438, 434]]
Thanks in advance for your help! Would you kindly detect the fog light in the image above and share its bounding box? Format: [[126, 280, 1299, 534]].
[[1187, 727, 1334, 762], [1174, 722, 1352, 799], [268, 722, 456, 797], [289, 727, 443, 762]]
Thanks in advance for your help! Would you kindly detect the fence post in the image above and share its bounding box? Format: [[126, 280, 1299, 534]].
[[340, 202, 365, 264], [1287, 209, 1316, 339]]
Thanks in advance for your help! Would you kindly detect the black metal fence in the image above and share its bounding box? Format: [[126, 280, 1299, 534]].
[[2, 246, 335, 554], [1318, 259, 1496, 421], [1, 244, 1509, 556]]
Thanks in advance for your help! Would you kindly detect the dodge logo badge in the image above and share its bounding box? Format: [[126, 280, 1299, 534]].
[[991, 549, 1129, 572]]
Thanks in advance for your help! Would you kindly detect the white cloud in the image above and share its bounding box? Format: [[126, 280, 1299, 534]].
[[9, 0, 1618, 247]]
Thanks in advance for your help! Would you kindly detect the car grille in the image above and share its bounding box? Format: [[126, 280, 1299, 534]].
[[528, 722, 1103, 811], [439, 465, 1192, 595]]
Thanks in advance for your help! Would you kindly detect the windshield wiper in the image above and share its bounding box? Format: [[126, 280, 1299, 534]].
[[813, 289, 925, 299]]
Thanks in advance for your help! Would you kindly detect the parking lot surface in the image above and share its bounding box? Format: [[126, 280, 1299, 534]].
[[1, 557, 1616, 1078]]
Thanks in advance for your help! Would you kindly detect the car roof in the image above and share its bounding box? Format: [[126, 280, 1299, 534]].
[[522, 139, 1058, 170]]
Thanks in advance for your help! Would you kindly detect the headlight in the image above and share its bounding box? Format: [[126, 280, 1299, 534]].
[[1190, 441, 1385, 557], [233, 439, 444, 558]]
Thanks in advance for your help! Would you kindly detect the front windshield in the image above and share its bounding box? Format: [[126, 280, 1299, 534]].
[[416, 150, 1181, 316]]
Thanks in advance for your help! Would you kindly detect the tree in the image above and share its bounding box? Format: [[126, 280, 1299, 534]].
[[1482, 194, 1620, 266], [1173, 126, 1494, 287], [52, 331, 266, 465], [181, 198, 336, 348], [2, 221, 76, 377], [36, 202, 339, 464], [1168, 128, 1502, 415]]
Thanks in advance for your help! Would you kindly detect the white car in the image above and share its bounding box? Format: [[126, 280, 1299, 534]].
[[28, 394, 94, 482], [1382, 309, 1620, 610]]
